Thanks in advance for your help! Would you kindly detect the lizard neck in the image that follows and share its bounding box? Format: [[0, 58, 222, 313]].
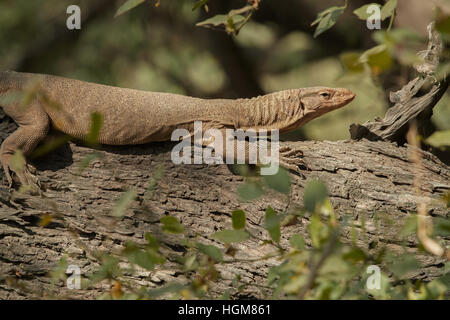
[[234, 89, 304, 131], [0, 71, 15, 96]]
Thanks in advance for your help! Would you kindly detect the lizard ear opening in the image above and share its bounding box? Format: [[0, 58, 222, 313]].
[[298, 96, 305, 111]]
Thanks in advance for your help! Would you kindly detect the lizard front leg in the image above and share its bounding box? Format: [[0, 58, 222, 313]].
[[0, 102, 50, 193], [278, 145, 309, 175], [201, 128, 308, 175]]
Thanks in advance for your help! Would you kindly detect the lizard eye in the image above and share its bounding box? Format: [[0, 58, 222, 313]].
[[320, 92, 331, 99]]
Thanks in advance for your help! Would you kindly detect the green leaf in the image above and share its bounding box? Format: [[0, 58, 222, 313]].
[[289, 234, 305, 250], [184, 255, 198, 271], [90, 255, 120, 283], [145, 232, 159, 250], [303, 180, 329, 213], [86, 112, 103, 145], [283, 274, 307, 294], [232, 210, 246, 230], [122, 241, 165, 270], [196, 14, 245, 29], [425, 130, 450, 148], [443, 192, 450, 208], [146, 165, 165, 193], [160, 216, 185, 234], [212, 229, 250, 244], [359, 44, 393, 73], [389, 253, 420, 278], [426, 279, 448, 299], [381, 0, 397, 21], [0, 91, 23, 105], [263, 167, 291, 194], [112, 189, 137, 217], [353, 4, 381, 20], [320, 255, 354, 281], [400, 215, 417, 237], [49, 257, 69, 282], [340, 52, 364, 73], [192, 0, 209, 11], [147, 283, 185, 299], [226, 16, 236, 34], [433, 217, 450, 236], [20, 86, 40, 109], [77, 152, 101, 173], [342, 248, 367, 263], [219, 291, 231, 300], [435, 62, 450, 81], [436, 15, 450, 35], [115, 0, 145, 17], [311, 5, 346, 38], [309, 214, 323, 248], [237, 181, 264, 201], [264, 206, 281, 243], [197, 243, 223, 262], [31, 135, 71, 159], [10, 150, 26, 173]]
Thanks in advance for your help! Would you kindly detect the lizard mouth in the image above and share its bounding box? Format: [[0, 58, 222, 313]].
[[340, 88, 356, 102], [334, 89, 355, 108], [347, 92, 356, 102]]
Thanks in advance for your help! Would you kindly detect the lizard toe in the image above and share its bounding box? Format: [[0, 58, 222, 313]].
[[278, 146, 309, 170], [279, 146, 304, 158], [12, 164, 42, 195], [2, 163, 13, 188], [278, 159, 306, 178]]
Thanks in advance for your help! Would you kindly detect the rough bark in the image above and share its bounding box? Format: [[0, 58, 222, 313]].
[[0, 116, 448, 299]]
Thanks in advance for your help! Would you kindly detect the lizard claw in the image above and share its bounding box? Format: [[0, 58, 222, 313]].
[[2, 160, 42, 195], [278, 146, 309, 176], [279, 146, 304, 157], [2, 162, 13, 188], [17, 164, 41, 195]]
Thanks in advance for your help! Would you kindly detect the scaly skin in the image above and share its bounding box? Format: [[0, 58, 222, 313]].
[[0, 71, 355, 190]]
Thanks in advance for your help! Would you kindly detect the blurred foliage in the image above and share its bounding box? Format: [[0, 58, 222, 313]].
[[48, 176, 449, 300], [1, 0, 449, 300], [2, 0, 448, 141], [426, 130, 450, 149]]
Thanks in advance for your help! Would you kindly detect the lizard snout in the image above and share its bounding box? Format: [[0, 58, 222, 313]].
[[340, 88, 356, 102]]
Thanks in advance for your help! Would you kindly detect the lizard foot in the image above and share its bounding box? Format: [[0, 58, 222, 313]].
[[2, 161, 42, 195], [278, 146, 309, 176]]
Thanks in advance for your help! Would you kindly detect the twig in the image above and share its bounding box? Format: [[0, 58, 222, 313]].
[[297, 229, 339, 299], [406, 124, 449, 260], [350, 23, 448, 143]]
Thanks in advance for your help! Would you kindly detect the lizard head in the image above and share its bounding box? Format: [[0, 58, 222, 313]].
[[300, 87, 355, 117], [280, 87, 355, 132]]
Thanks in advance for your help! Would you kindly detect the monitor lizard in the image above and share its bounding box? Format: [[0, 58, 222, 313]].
[[0, 71, 355, 191]]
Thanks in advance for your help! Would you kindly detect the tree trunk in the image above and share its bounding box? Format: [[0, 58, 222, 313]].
[[0, 123, 448, 298]]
